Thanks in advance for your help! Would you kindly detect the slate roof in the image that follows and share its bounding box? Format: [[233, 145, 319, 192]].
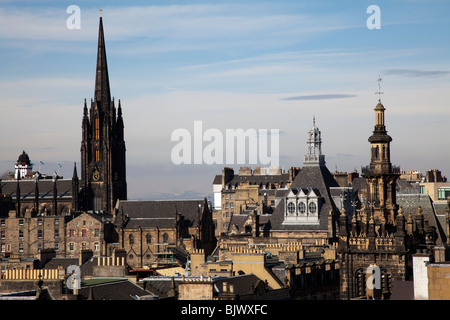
[[397, 194, 447, 245], [213, 274, 266, 295], [228, 214, 271, 234], [78, 278, 154, 300], [0, 179, 73, 200], [116, 199, 207, 229], [351, 177, 419, 194], [269, 164, 339, 232]]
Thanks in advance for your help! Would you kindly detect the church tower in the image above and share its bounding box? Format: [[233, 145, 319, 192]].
[[80, 17, 127, 212], [361, 98, 400, 227]]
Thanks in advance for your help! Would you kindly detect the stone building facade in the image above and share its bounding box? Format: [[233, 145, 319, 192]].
[[65, 211, 115, 258], [1, 209, 67, 257], [115, 199, 216, 270]]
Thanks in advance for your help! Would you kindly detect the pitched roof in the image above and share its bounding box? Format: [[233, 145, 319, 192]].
[[397, 194, 447, 245], [269, 164, 339, 232], [116, 199, 206, 229], [1, 179, 73, 200], [78, 279, 153, 300]]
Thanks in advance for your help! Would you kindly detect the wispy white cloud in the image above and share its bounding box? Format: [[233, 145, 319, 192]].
[[385, 69, 450, 78]]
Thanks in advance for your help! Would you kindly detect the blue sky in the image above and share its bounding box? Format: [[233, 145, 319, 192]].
[[0, 0, 449, 200]]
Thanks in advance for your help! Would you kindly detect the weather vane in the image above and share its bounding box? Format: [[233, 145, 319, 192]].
[[375, 75, 384, 102]]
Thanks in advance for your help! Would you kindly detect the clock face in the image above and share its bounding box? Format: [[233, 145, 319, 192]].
[[92, 170, 100, 181]]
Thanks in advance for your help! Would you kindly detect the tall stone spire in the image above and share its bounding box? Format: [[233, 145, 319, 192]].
[[80, 16, 127, 213], [94, 17, 111, 104]]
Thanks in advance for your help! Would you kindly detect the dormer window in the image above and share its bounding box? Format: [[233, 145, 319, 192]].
[[287, 202, 296, 215], [298, 202, 306, 214], [283, 187, 321, 225], [308, 202, 317, 215]]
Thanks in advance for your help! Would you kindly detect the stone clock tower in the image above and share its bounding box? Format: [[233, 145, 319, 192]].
[[80, 17, 127, 212]]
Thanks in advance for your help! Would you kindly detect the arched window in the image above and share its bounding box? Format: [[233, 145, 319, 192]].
[[287, 202, 296, 215], [355, 269, 366, 297], [298, 202, 306, 214], [129, 234, 134, 245], [308, 202, 317, 215], [163, 233, 169, 243], [146, 233, 151, 244]]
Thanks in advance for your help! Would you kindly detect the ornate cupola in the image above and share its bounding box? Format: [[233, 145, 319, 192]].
[[15, 151, 33, 180], [304, 117, 325, 166]]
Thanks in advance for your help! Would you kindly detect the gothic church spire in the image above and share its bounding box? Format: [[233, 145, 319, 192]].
[[94, 17, 111, 104]]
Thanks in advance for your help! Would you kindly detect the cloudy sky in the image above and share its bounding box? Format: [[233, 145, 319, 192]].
[[0, 0, 449, 201]]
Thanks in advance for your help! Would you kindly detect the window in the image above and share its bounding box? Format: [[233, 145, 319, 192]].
[[1, 231, 5, 239], [94, 243, 99, 251], [95, 116, 100, 140], [287, 202, 296, 214], [69, 243, 74, 251], [83, 220, 86, 226], [309, 202, 317, 214], [69, 229, 74, 237], [163, 233, 169, 243], [298, 202, 306, 214], [19, 229, 23, 239], [38, 218, 42, 226], [54, 219, 59, 226], [82, 229, 87, 237], [129, 234, 134, 244], [146, 233, 151, 244], [54, 243, 59, 251], [95, 228, 100, 237], [438, 187, 450, 200], [19, 219, 24, 226], [1, 220, 5, 227], [19, 243, 23, 253], [37, 229, 43, 239], [54, 229, 59, 238]]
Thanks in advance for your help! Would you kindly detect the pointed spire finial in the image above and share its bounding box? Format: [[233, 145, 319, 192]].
[[94, 15, 111, 104], [375, 75, 384, 102]]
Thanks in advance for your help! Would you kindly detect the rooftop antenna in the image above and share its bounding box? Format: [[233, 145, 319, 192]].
[[375, 75, 384, 102]]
